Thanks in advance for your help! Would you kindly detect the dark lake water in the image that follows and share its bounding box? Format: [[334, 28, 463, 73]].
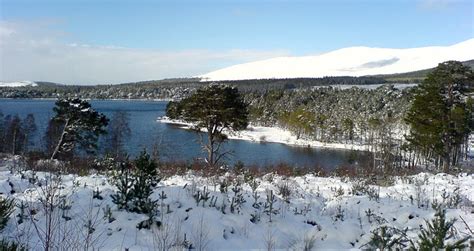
[[0, 99, 369, 170]]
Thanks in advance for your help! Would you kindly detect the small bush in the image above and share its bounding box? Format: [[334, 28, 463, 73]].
[[415, 207, 470, 250], [0, 197, 14, 230]]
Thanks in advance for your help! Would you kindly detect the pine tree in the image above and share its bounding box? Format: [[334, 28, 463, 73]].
[[130, 151, 160, 214], [405, 61, 474, 171], [166, 85, 249, 167], [416, 207, 469, 250], [49, 98, 108, 160], [0, 197, 25, 250], [110, 160, 135, 210]]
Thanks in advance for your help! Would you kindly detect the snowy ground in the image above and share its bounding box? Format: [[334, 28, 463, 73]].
[[0, 157, 473, 250]]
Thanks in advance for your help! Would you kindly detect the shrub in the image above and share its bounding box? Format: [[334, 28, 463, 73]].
[[415, 207, 470, 250], [0, 197, 14, 230]]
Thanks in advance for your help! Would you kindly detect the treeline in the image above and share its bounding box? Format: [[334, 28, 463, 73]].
[[244, 61, 474, 172], [0, 76, 392, 99], [243, 84, 414, 171], [0, 99, 132, 162], [246, 85, 412, 141], [0, 112, 37, 155]]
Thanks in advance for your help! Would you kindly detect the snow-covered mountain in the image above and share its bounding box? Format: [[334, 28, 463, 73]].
[[200, 39, 474, 81], [0, 80, 38, 87]]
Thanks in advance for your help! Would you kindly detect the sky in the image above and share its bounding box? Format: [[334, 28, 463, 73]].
[[0, 0, 473, 85]]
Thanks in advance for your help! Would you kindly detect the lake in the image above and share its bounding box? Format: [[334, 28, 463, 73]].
[[0, 99, 369, 170]]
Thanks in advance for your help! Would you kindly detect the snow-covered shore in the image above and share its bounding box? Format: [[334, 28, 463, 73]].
[[1, 158, 473, 250], [158, 117, 371, 152]]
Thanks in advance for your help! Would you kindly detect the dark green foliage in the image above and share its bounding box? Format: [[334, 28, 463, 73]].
[[165, 101, 183, 120], [49, 98, 108, 160], [365, 226, 411, 250], [0, 239, 27, 251], [279, 106, 315, 140], [416, 207, 470, 250], [0, 197, 14, 231], [166, 85, 249, 167], [130, 151, 160, 214], [110, 151, 160, 215], [405, 61, 474, 171], [110, 160, 135, 210]]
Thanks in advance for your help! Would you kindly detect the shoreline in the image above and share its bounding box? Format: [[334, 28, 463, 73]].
[[158, 117, 371, 152]]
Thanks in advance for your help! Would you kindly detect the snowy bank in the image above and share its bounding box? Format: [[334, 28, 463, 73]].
[[158, 117, 371, 152]]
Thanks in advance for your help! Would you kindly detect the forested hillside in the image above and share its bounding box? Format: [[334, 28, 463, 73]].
[[0, 76, 388, 99]]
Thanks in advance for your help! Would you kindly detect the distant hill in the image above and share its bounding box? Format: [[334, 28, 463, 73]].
[[0, 81, 38, 87], [200, 39, 474, 81]]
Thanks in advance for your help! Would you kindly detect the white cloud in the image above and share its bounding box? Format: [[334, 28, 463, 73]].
[[0, 21, 289, 85]]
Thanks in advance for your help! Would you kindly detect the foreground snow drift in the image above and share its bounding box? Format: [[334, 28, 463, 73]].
[[1, 162, 473, 250]]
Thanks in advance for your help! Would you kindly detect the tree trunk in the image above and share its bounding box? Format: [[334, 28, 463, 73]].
[[442, 154, 450, 173], [11, 129, 17, 155], [207, 128, 215, 168], [51, 119, 69, 160]]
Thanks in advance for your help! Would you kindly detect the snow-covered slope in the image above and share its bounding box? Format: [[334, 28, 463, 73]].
[[0, 80, 38, 87], [1, 159, 473, 250], [200, 39, 474, 81]]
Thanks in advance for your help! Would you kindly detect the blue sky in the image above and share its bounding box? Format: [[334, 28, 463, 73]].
[[0, 0, 473, 84]]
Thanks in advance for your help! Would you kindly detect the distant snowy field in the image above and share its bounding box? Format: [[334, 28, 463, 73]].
[[201, 39, 474, 81], [0, 157, 472, 250], [0, 81, 38, 87]]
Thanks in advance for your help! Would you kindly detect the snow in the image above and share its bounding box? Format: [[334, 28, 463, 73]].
[[312, 83, 418, 90], [200, 39, 474, 81], [158, 117, 373, 151], [1, 158, 472, 250], [0, 81, 38, 87]]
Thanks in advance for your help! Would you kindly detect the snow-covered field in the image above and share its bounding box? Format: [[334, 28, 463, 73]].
[[0, 81, 38, 87], [200, 39, 474, 81], [0, 157, 473, 250]]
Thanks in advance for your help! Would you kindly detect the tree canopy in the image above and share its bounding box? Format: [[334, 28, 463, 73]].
[[50, 98, 109, 160]]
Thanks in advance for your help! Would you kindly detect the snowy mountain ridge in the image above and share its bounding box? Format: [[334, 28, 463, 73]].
[[200, 39, 474, 81], [0, 81, 38, 87]]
